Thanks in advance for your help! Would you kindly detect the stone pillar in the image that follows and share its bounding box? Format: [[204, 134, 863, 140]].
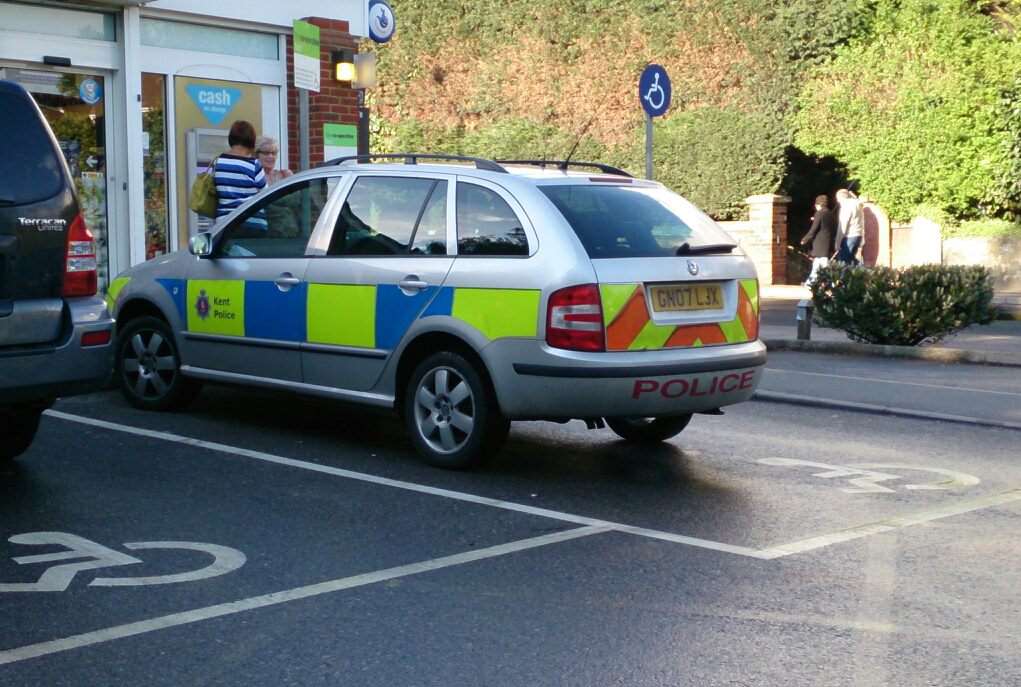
[[862, 202, 891, 267], [286, 18, 360, 172], [745, 194, 790, 285]]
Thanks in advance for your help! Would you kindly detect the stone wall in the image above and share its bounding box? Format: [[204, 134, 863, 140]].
[[943, 236, 1021, 290]]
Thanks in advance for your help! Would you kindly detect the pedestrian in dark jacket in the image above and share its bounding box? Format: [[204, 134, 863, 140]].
[[800, 194, 837, 286]]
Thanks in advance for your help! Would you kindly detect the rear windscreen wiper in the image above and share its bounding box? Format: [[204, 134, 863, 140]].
[[675, 242, 737, 256]]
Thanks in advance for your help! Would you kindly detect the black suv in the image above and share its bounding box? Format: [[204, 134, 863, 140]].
[[0, 80, 115, 461]]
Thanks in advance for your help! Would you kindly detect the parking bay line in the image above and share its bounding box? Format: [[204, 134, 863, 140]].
[[44, 410, 768, 560], [44, 411, 1021, 562], [0, 525, 609, 666]]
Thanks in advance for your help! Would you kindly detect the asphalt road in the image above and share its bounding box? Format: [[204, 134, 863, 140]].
[[2, 365, 1020, 686]]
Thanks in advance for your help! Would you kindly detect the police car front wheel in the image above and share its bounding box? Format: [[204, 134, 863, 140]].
[[404, 351, 508, 469], [116, 316, 200, 411], [605, 415, 692, 443]]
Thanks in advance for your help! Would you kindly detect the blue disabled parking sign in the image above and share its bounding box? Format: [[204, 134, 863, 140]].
[[639, 64, 672, 118]]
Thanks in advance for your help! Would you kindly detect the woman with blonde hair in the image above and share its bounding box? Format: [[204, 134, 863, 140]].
[[254, 136, 293, 186]]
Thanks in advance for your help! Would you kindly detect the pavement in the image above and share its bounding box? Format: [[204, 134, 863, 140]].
[[760, 285, 1021, 368]]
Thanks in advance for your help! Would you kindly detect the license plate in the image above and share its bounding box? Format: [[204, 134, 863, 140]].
[[649, 282, 724, 312]]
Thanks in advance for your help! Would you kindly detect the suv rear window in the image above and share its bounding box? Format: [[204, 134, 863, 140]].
[[540, 184, 736, 259], [0, 90, 65, 207]]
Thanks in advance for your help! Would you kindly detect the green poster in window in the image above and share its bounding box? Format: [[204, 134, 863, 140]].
[[324, 123, 358, 163]]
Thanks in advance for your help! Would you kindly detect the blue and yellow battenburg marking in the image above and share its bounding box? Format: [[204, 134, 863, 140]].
[[171, 279, 541, 350]]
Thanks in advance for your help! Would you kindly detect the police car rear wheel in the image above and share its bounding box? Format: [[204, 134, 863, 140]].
[[116, 317, 200, 411], [606, 415, 692, 443], [404, 351, 507, 469]]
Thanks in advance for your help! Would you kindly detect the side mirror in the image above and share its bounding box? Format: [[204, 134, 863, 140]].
[[189, 232, 213, 258]]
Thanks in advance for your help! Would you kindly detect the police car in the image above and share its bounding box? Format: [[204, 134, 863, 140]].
[[108, 154, 765, 468]]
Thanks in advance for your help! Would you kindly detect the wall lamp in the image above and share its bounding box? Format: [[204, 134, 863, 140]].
[[333, 50, 356, 83]]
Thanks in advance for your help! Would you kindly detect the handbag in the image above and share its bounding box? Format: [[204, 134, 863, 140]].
[[188, 156, 219, 218]]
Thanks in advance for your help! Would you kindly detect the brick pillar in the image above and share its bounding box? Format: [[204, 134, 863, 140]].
[[286, 18, 360, 172], [745, 194, 790, 286]]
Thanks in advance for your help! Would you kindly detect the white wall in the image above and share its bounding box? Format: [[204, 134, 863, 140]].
[[145, 0, 367, 36]]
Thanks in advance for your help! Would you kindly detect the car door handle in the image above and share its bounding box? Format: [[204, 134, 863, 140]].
[[398, 278, 429, 291], [274, 274, 302, 291]]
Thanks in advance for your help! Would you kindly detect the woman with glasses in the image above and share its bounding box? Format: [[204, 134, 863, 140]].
[[254, 136, 293, 186]]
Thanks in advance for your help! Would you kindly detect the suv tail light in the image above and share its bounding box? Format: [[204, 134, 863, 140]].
[[62, 214, 98, 298], [546, 284, 605, 352]]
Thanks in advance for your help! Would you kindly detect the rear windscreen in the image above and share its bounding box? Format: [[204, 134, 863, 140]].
[[539, 184, 736, 258], [0, 91, 64, 207]]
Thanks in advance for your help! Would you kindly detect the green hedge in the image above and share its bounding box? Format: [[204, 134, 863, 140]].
[[810, 264, 997, 345]]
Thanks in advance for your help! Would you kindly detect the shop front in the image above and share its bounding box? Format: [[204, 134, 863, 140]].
[[0, 0, 364, 291]]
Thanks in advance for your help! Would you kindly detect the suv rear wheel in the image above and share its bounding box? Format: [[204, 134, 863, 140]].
[[606, 415, 693, 443], [0, 405, 44, 461], [116, 316, 200, 411], [404, 351, 509, 469]]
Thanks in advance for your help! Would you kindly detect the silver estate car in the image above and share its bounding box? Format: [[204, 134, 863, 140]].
[[107, 154, 766, 468]]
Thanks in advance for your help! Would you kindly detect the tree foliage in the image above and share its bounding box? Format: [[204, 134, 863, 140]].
[[371, 0, 860, 217], [795, 0, 1021, 222]]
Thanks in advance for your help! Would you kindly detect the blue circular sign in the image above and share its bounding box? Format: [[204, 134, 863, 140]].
[[638, 64, 671, 118], [79, 78, 102, 106], [368, 0, 396, 43]]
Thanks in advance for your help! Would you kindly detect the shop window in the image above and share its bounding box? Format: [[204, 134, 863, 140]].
[[0, 2, 115, 41], [142, 74, 169, 260], [141, 19, 278, 60]]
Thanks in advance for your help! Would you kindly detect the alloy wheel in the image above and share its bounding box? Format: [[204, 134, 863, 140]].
[[122, 328, 179, 401], [413, 366, 476, 455]]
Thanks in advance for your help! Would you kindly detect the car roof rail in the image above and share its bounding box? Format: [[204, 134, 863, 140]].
[[495, 160, 633, 178], [321, 153, 508, 173]]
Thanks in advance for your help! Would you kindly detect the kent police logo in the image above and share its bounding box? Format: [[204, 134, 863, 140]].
[[195, 289, 210, 319]]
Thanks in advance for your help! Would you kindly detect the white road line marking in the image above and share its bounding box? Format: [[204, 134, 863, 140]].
[[0, 525, 609, 666], [766, 367, 1021, 397], [758, 489, 1021, 559], [41, 411, 1021, 563], [43, 411, 769, 559]]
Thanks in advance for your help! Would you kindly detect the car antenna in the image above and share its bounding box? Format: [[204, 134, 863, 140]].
[[560, 116, 596, 172]]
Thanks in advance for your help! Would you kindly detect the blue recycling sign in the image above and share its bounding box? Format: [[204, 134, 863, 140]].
[[186, 85, 243, 125], [638, 64, 672, 118]]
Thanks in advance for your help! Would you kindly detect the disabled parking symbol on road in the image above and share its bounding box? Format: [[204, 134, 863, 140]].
[[0, 532, 246, 592]]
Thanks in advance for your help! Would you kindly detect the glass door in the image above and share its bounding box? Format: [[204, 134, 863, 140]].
[[0, 66, 111, 290]]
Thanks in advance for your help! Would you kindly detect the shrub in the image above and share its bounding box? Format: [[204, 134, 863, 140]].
[[810, 264, 996, 345]]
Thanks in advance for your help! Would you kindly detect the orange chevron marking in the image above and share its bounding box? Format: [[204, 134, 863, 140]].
[[665, 323, 728, 348], [606, 287, 649, 350]]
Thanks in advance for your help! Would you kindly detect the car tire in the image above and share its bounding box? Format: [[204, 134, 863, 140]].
[[0, 406, 43, 461], [116, 316, 200, 411], [605, 415, 693, 443], [404, 351, 509, 469]]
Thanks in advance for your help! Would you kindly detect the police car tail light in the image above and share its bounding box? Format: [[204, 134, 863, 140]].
[[547, 284, 605, 352], [62, 214, 98, 298]]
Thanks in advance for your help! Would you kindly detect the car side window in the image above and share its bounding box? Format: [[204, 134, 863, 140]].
[[456, 183, 528, 256], [217, 179, 329, 259], [328, 176, 445, 256]]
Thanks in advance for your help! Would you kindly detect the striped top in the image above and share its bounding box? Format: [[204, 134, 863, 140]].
[[213, 154, 267, 230]]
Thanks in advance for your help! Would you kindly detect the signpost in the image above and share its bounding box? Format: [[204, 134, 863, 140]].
[[639, 64, 672, 180], [293, 20, 320, 171]]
